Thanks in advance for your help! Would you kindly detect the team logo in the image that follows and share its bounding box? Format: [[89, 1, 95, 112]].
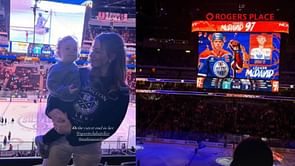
[[74, 90, 99, 115], [256, 53, 263, 58], [251, 48, 271, 60], [213, 61, 229, 78]]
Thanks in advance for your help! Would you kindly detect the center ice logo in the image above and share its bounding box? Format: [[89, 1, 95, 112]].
[[18, 112, 52, 130], [213, 61, 229, 78]]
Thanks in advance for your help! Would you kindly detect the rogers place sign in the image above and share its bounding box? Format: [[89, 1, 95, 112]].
[[206, 13, 275, 21]]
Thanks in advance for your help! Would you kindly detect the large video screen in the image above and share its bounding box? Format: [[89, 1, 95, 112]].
[[197, 32, 280, 92], [10, 0, 86, 45]]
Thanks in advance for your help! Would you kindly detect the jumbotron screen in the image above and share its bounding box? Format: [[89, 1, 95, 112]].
[[196, 32, 280, 92], [193, 20, 289, 93], [10, 0, 86, 45]]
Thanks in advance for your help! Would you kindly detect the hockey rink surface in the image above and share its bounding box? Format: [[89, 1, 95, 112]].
[[136, 141, 295, 166], [0, 101, 135, 150]]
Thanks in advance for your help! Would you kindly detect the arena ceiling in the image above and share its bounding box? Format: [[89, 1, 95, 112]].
[[137, 0, 295, 41]]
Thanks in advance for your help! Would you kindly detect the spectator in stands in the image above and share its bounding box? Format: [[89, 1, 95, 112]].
[[230, 137, 273, 166], [3, 136, 7, 147], [42, 32, 129, 166], [35, 36, 80, 159], [8, 131, 11, 141], [8, 144, 13, 151]]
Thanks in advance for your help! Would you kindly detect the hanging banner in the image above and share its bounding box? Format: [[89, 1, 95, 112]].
[[97, 12, 128, 22]]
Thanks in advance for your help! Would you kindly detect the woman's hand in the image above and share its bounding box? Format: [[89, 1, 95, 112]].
[[48, 109, 72, 135]]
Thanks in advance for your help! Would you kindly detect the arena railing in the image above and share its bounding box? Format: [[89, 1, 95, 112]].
[[0, 140, 134, 158]]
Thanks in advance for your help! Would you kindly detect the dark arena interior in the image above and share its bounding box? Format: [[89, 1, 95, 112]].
[[137, 0, 295, 166], [0, 0, 135, 166]]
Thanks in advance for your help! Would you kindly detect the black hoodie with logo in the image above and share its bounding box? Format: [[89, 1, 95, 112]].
[[46, 67, 129, 146]]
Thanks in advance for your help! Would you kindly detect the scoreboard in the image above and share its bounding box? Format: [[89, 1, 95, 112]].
[[192, 21, 289, 33], [193, 21, 289, 93]]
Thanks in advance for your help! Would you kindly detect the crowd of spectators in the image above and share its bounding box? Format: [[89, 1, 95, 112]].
[[116, 27, 135, 44], [137, 94, 295, 147], [0, 61, 13, 90], [0, 150, 37, 158], [0, 61, 44, 96], [88, 25, 135, 44], [137, 80, 196, 91], [137, 48, 195, 68], [137, 66, 195, 80], [0, 61, 136, 100], [6, 66, 39, 91], [0, 19, 6, 32]]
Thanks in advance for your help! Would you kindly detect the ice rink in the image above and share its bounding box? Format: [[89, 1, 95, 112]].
[[136, 140, 295, 166], [0, 101, 135, 151]]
